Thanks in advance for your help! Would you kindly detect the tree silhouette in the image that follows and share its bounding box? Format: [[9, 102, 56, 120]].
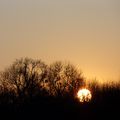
[[63, 63, 84, 96], [47, 61, 84, 97], [0, 58, 120, 120], [0, 58, 47, 101], [47, 61, 63, 96], [0, 58, 84, 103]]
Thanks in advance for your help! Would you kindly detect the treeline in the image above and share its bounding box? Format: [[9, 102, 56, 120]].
[[0, 58, 120, 119], [0, 58, 84, 104]]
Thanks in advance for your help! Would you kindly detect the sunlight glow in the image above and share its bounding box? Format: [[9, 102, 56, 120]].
[[77, 88, 92, 102]]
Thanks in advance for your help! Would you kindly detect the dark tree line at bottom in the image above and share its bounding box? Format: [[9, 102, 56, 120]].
[[0, 58, 120, 120]]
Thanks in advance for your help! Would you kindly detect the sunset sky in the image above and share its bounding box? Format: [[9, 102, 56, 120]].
[[0, 0, 120, 82]]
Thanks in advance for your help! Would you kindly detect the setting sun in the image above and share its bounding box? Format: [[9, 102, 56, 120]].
[[77, 88, 92, 102]]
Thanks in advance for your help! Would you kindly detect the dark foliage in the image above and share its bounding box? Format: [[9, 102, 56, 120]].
[[0, 58, 120, 120]]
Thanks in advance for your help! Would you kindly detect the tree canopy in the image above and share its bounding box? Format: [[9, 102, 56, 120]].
[[0, 58, 84, 103]]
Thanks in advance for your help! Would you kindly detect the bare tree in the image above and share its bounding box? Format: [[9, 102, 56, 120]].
[[63, 63, 84, 96], [0, 58, 47, 100], [47, 62, 84, 97], [0, 58, 84, 102], [47, 61, 63, 96]]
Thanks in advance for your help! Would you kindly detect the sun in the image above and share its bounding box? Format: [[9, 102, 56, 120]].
[[77, 88, 92, 102]]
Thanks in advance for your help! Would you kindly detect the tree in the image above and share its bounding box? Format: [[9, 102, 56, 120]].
[[0, 58, 84, 103], [47, 61, 63, 96], [63, 63, 84, 96], [0, 58, 47, 100], [47, 61, 84, 97]]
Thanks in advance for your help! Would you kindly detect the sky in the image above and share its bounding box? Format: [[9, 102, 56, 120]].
[[0, 0, 120, 82]]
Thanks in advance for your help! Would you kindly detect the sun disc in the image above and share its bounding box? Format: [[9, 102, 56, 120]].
[[77, 88, 92, 102]]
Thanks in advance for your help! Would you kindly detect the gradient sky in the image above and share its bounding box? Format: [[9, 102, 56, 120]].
[[0, 0, 120, 82]]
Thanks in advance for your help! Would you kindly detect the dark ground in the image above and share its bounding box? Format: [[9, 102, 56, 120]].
[[0, 95, 120, 120]]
